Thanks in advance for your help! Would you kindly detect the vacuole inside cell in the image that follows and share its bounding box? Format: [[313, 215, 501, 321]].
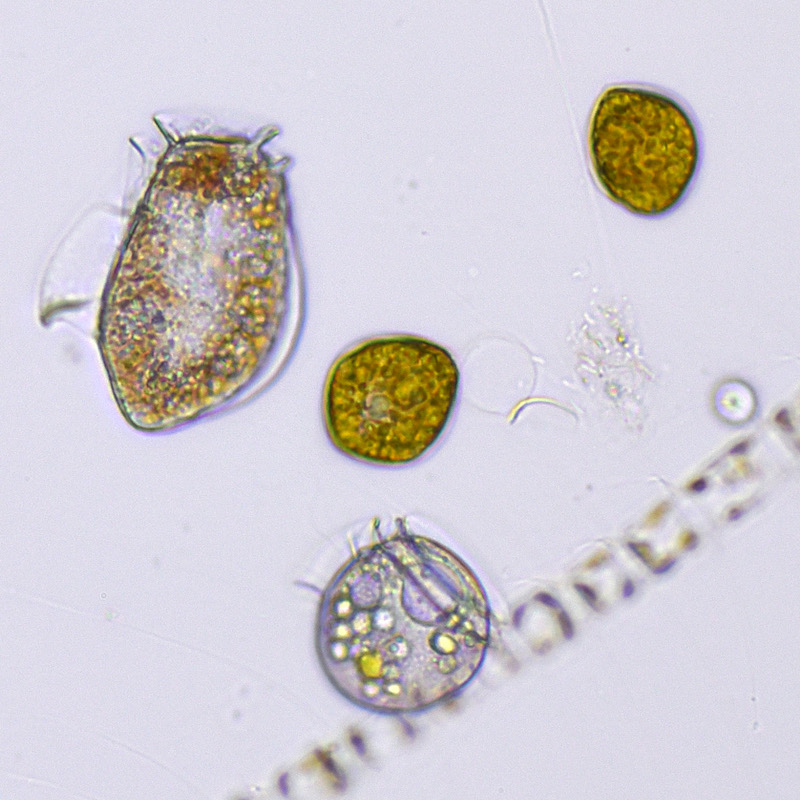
[[94, 118, 300, 430], [589, 86, 698, 214], [324, 336, 458, 464]]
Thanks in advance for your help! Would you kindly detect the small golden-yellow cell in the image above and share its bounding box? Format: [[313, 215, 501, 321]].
[[324, 336, 458, 464], [589, 86, 697, 214]]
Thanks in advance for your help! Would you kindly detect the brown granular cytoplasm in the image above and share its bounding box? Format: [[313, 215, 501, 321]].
[[98, 121, 295, 430], [589, 86, 698, 214], [324, 336, 458, 464]]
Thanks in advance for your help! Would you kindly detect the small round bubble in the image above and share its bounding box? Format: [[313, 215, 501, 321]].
[[713, 379, 758, 425]]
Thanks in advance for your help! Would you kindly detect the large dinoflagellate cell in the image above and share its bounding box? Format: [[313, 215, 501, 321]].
[[316, 520, 490, 712], [324, 336, 458, 464], [589, 86, 698, 214], [39, 117, 302, 430]]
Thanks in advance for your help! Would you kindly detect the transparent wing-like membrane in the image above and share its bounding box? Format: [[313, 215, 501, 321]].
[[37, 119, 167, 337], [232, 382, 800, 800], [37, 204, 126, 337]]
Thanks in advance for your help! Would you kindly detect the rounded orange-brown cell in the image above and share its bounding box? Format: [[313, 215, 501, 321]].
[[97, 122, 296, 431], [324, 336, 458, 464], [589, 86, 698, 214]]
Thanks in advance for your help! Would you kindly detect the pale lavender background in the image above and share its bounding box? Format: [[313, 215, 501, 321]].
[[2, 2, 799, 799]]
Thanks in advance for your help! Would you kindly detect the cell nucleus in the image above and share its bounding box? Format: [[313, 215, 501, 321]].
[[40, 116, 302, 430], [316, 519, 490, 712], [324, 336, 458, 464], [589, 86, 698, 214]]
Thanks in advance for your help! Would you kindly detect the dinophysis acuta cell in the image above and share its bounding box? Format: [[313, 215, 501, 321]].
[[38, 115, 303, 432]]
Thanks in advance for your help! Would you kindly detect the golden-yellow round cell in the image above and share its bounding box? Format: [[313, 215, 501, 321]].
[[589, 86, 697, 214], [324, 336, 458, 464]]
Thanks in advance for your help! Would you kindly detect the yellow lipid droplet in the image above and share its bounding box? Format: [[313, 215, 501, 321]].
[[355, 650, 384, 680], [429, 630, 458, 655], [333, 597, 353, 618]]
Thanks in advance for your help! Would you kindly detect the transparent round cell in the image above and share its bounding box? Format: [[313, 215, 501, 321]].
[[712, 378, 758, 425], [316, 518, 490, 713], [460, 334, 538, 416], [37, 115, 303, 432]]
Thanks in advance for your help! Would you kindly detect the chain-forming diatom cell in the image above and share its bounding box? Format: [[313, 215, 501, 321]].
[[589, 86, 698, 214], [324, 336, 458, 464], [316, 519, 489, 712], [39, 116, 302, 430]]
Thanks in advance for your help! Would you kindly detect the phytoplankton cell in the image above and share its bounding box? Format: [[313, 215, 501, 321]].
[[316, 522, 490, 712], [713, 378, 758, 425], [589, 86, 698, 214], [97, 119, 299, 430], [324, 336, 459, 464]]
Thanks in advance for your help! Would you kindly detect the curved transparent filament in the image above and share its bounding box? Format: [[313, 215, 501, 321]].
[[38, 204, 126, 336]]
